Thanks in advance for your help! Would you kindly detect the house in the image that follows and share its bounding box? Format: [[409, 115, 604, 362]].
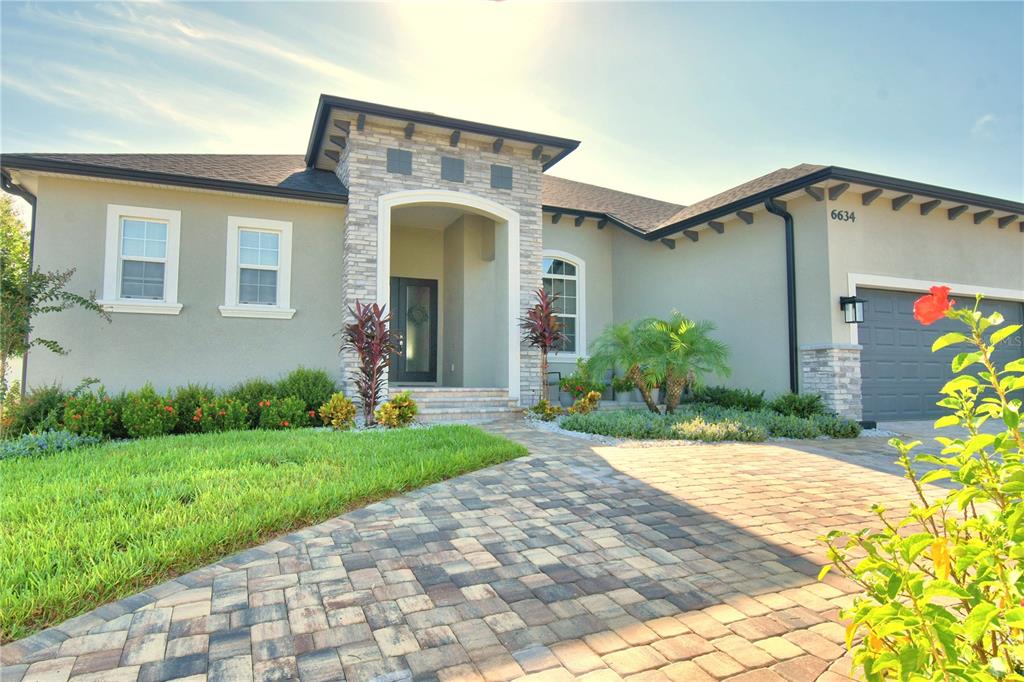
[[2, 94, 1022, 423]]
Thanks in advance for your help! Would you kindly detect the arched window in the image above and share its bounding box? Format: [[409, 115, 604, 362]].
[[542, 251, 586, 357]]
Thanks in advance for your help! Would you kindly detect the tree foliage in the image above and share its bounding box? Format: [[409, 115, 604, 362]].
[[0, 194, 108, 432], [822, 295, 1024, 681]]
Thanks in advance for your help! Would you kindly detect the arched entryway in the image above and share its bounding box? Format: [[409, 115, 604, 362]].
[[377, 190, 521, 400]]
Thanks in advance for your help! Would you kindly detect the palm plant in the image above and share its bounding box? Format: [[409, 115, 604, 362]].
[[587, 321, 661, 413], [520, 288, 567, 402], [639, 312, 730, 413]]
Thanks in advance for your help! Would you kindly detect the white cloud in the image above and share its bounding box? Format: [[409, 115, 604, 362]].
[[971, 113, 996, 138]]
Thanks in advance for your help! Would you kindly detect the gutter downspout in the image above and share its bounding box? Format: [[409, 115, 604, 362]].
[[1, 171, 38, 394], [763, 197, 799, 394]]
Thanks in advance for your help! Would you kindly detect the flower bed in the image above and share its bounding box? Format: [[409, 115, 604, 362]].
[[560, 403, 861, 441]]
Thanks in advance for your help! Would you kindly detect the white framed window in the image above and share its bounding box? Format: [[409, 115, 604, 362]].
[[542, 250, 586, 359], [101, 204, 182, 314], [220, 216, 294, 319]]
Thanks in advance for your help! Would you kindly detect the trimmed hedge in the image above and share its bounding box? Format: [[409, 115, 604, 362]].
[[4, 368, 340, 443]]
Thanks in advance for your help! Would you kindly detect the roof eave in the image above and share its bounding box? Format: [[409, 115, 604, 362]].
[[541, 204, 648, 237], [305, 94, 581, 170], [1, 155, 349, 205], [648, 167, 1024, 240]]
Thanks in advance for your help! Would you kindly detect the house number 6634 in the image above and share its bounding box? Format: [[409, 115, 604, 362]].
[[831, 209, 856, 222]]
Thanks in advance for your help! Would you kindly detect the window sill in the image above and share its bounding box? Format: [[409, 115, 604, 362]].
[[99, 300, 182, 315], [218, 305, 295, 320], [550, 352, 585, 362]]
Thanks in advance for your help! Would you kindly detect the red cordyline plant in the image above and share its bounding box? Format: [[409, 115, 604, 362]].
[[341, 301, 399, 425], [821, 285, 1024, 681], [520, 288, 567, 402]]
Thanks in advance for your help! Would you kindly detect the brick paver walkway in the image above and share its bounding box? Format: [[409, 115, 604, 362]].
[[2, 424, 929, 682]]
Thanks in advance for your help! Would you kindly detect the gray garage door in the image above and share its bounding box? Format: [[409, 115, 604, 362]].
[[860, 288, 1024, 422]]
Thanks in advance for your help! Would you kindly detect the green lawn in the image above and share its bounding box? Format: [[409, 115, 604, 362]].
[[1, 426, 526, 641]]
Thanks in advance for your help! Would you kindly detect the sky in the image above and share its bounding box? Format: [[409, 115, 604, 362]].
[[1, 1, 1022, 205]]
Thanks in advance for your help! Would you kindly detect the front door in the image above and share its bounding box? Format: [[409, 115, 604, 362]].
[[389, 277, 438, 383]]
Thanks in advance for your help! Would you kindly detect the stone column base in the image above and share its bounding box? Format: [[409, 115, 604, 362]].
[[799, 344, 863, 420]]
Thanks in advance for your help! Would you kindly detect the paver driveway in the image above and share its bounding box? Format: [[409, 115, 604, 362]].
[[2, 424, 933, 682]]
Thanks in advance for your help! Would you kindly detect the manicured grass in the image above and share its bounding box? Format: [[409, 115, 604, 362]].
[[1, 426, 526, 641]]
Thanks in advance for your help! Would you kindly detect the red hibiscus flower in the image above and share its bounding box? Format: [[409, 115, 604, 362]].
[[913, 286, 955, 325], [280, 420, 289, 427]]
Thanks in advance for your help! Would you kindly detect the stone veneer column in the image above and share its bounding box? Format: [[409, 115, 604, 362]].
[[799, 344, 863, 420], [334, 118, 543, 405]]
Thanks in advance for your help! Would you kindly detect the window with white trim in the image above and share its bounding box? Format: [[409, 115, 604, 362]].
[[542, 252, 585, 356], [221, 216, 294, 319], [101, 205, 182, 314]]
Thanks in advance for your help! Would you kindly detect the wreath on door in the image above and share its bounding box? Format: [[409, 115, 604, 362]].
[[407, 303, 429, 325]]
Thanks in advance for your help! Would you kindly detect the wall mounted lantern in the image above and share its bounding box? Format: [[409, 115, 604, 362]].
[[839, 295, 867, 324]]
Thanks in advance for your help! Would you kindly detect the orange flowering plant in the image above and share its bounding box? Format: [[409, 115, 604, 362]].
[[821, 291, 1023, 680]]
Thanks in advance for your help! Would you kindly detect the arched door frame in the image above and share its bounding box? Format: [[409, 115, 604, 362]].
[[377, 189, 521, 399]]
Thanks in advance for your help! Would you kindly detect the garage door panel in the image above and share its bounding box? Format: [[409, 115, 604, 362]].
[[860, 288, 1023, 421]]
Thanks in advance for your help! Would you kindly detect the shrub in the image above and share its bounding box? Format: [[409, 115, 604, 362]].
[[227, 378, 277, 427], [568, 390, 602, 415], [194, 397, 248, 433], [343, 301, 399, 425], [319, 393, 357, 431], [687, 385, 765, 411], [562, 409, 676, 439], [172, 384, 215, 434], [560, 359, 605, 400], [812, 414, 862, 439], [5, 384, 66, 436], [821, 292, 1024, 680], [529, 399, 562, 422], [670, 416, 766, 442], [375, 391, 418, 428], [257, 396, 308, 430], [0, 430, 100, 460], [520, 288, 568, 402], [275, 367, 337, 413], [121, 385, 177, 439], [767, 392, 826, 418], [761, 412, 822, 439], [62, 387, 115, 438]]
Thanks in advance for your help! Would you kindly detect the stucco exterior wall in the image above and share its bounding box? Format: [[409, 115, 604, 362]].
[[609, 196, 830, 396], [541, 216, 615, 379], [26, 175, 346, 392], [825, 193, 1024, 344]]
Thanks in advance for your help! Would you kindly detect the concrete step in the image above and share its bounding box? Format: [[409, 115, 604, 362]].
[[416, 406, 523, 424], [396, 388, 510, 399], [396, 395, 517, 405]]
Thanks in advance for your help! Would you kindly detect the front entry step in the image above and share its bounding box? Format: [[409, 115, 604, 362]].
[[391, 387, 521, 424]]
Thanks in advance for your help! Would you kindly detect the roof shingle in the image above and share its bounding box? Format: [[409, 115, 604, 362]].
[[542, 174, 685, 231], [656, 163, 827, 228], [1, 153, 347, 200]]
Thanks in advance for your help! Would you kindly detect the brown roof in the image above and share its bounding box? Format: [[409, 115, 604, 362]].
[[656, 164, 826, 228], [1, 153, 347, 201], [542, 174, 685, 231]]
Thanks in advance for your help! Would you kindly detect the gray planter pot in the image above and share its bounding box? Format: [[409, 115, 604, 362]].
[[614, 392, 633, 404], [633, 388, 661, 405]]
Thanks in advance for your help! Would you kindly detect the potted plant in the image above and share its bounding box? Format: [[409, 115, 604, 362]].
[[611, 375, 634, 404]]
